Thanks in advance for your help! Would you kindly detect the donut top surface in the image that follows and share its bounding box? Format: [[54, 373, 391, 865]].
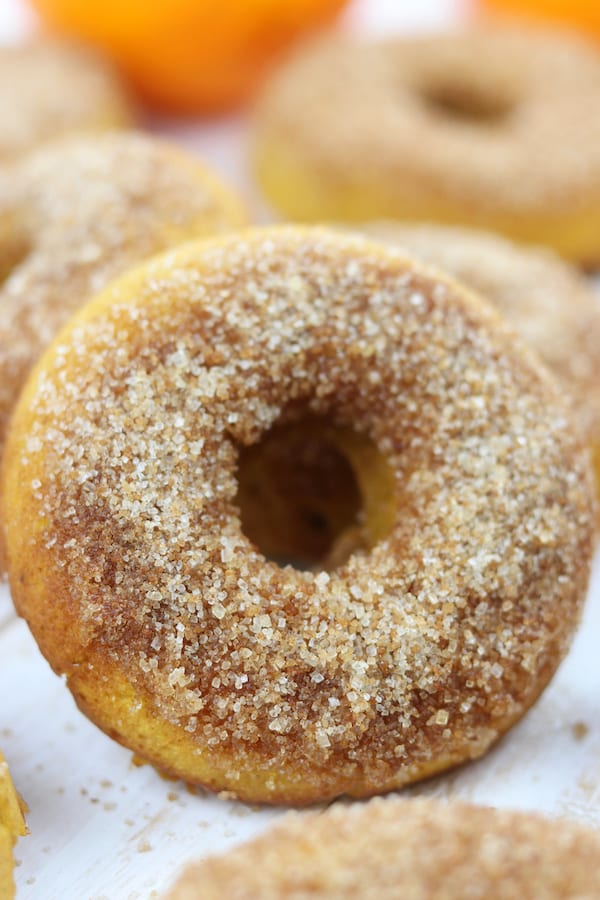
[[0, 39, 132, 162], [0, 131, 247, 447], [363, 223, 600, 468], [254, 27, 600, 217], [5, 228, 595, 803], [163, 797, 600, 898]]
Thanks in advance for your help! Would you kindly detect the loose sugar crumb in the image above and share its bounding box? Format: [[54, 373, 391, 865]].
[[572, 721, 589, 741]]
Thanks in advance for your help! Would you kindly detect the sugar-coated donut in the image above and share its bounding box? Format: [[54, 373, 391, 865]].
[[0, 131, 247, 568], [0, 39, 132, 163], [253, 28, 600, 264], [362, 223, 600, 512], [4, 228, 595, 805], [163, 797, 600, 898], [0, 751, 27, 900]]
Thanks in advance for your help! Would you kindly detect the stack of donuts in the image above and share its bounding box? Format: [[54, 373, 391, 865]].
[[1, 13, 599, 899]]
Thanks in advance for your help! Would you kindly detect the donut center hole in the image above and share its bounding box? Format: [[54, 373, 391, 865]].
[[236, 415, 396, 571], [420, 80, 514, 123]]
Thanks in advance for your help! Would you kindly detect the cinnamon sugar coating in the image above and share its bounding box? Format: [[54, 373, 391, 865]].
[[0, 131, 247, 558], [164, 797, 600, 899], [362, 223, 600, 506], [0, 39, 132, 162], [4, 228, 595, 805], [253, 28, 600, 262]]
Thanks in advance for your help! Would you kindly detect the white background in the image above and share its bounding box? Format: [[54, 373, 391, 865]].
[[1, 1, 599, 898]]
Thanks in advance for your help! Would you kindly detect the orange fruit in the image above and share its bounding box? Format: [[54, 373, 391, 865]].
[[480, 0, 600, 39], [30, 0, 350, 115]]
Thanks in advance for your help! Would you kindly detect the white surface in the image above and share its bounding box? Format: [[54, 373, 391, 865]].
[[2, 0, 600, 898]]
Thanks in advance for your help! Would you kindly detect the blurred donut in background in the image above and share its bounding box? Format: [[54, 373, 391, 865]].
[[0, 39, 132, 162], [361, 222, 600, 506], [163, 797, 600, 899], [252, 27, 600, 265]]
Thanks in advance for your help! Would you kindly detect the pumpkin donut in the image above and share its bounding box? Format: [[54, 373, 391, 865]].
[[163, 797, 600, 898], [253, 27, 600, 264], [0, 39, 132, 163], [0, 130, 246, 569], [0, 751, 27, 900], [3, 228, 595, 805], [362, 223, 600, 512]]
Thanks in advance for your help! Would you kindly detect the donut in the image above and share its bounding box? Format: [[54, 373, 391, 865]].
[[0, 751, 27, 900], [0, 39, 132, 163], [163, 797, 600, 898], [3, 227, 594, 805], [253, 28, 600, 264], [0, 130, 247, 569], [361, 223, 600, 513]]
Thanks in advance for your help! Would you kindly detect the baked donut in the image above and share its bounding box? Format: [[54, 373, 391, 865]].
[[253, 28, 600, 264], [0, 130, 246, 568], [163, 797, 600, 898], [0, 751, 27, 900], [3, 227, 594, 805], [362, 223, 600, 510], [0, 39, 132, 163]]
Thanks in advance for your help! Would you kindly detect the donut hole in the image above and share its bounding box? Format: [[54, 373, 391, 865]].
[[419, 79, 515, 124], [235, 414, 396, 571]]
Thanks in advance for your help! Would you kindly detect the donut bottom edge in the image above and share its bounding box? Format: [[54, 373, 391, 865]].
[[64, 656, 556, 807]]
